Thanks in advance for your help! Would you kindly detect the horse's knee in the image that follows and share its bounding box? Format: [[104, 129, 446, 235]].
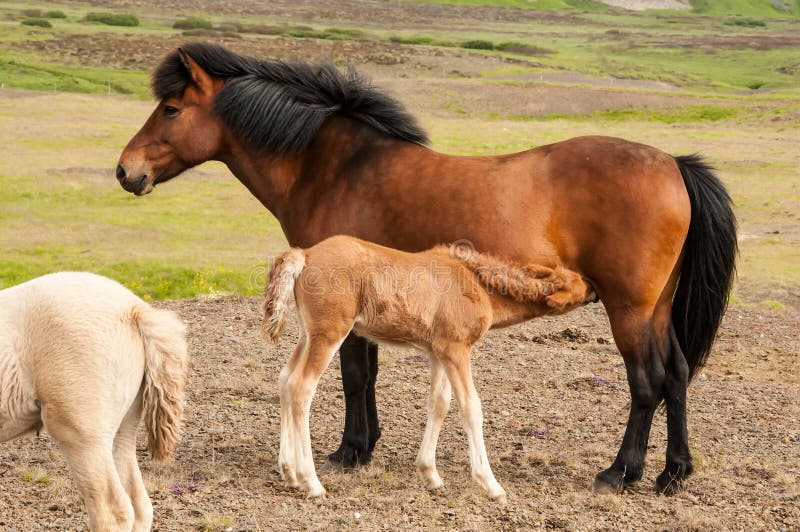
[[286, 376, 312, 411]]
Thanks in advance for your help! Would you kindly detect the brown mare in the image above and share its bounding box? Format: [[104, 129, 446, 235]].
[[117, 43, 737, 494]]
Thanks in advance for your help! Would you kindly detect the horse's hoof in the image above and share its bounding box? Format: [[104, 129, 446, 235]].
[[421, 474, 443, 490], [490, 489, 508, 504], [655, 469, 688, 495], [328, 444, 372, 469], [279, 464, 299, 488], [307, 486, 327, 499], [655, 460, 693, 495], [592, 470, 624, 494], [416, 463, 443, 490]]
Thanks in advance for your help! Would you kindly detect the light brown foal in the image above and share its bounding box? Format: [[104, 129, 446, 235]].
[[261, 236, 595, 501]]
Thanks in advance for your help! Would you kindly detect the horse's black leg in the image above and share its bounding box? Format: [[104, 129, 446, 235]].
[[329, 332, 372, 468], [656, 324, 694, 494], [594, 318, 666, 492], [365, 341, 381, 455]]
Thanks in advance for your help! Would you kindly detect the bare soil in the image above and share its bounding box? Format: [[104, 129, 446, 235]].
[[1, 297, 797, 530]]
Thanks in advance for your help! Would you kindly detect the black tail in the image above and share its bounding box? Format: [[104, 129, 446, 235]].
[[673, 154, 737, 381]]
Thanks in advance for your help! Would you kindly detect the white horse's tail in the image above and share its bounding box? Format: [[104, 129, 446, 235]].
[[262, 248, 306, 343], [131, 304, 189, 461]]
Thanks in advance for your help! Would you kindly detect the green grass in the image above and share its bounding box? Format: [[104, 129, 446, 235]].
[[396, 0, 613, 11], [0, 52, 149, 97], [536, 104, 740, 123], [760, 300, 786, 311], [690, 0, 800, 16], [21, 467, 51, 484], [399, 0, 800, 16], [0, 1, 797, 307]]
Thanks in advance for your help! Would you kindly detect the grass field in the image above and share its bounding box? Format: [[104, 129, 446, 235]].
[[0, 0, 798, 306]]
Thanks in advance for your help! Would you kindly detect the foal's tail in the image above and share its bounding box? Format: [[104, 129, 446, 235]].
[[262, 248, 306, 343], [673, 154, 737, 380], [132, 304, 189, 461]]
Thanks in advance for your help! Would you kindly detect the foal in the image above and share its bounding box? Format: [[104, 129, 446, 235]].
[[262, 236, 595, 501], [0, 272, 188, 531]]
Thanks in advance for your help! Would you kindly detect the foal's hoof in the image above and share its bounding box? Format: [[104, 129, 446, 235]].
[[307, 486, 327, 499], [417, 464, 443, 490], [490, 489, 508, 505], [420, 473, 443, 490], [279, 464, 299, 488]]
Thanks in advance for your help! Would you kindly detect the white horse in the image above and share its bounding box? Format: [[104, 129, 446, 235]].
[[0, 272, 188, 531]]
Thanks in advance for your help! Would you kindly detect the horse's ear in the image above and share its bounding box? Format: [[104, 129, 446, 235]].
[[177, 48, 213, 96]]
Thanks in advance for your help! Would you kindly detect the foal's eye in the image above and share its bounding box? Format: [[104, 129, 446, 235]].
[[163, 105, 180, 118]]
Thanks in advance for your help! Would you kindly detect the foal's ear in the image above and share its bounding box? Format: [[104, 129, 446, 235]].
[[178, 48, 214, 96], [545, 290, 571, 312]]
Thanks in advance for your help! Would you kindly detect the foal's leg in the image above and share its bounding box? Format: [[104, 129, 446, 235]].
[[593, 304, 667, 493], [437, 343, 506, 502], [113, 395, 153, 532], [287, 331, 349, 497], [416, 356, 451, 490], [44, 407, 134, 531], [279, 335, 307, 488], [656, 322, 694, 494], [329, 332, 374, 468]]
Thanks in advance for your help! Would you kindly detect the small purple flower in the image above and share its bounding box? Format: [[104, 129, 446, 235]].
[[592, 376, 611, 386], [169, 480, 201, 495], [529, 428, 548, 439]]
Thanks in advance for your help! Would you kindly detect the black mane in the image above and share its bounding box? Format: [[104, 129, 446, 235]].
[[152, 42, 428, 154]]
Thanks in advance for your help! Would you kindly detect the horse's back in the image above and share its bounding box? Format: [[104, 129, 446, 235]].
[[2, 273, 148, 424]]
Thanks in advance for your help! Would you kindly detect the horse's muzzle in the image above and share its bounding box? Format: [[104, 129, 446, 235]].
[[116, 164, 151, 195]]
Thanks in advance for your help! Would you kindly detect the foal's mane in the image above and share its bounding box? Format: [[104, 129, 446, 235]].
[[152, 42, 429, 154], [439, 245, 564, 303]]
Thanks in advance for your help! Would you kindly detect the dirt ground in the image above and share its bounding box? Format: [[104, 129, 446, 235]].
[[1, 297, 797, 530]]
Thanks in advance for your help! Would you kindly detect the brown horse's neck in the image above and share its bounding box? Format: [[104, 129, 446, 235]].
[[217, 115, 408, 227]]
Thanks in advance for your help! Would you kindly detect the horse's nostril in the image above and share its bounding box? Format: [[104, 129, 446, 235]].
[[116, 164, 126, 181]]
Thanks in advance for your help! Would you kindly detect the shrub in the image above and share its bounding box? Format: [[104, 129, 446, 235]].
[[82, 12, 139, 27], [461, 40, 494, 50], [245, 24, 283, 35], [182, 29, 242, 39], [496, 42, 555, 56], [21, 18, 52, 28], [725, 17, 766, 27], [216, 22, 243, 33], [323, 27, 365, 39], [173, 16, 212, 30], [390, 35, 434, 45], [45, 10, 67, 19], [389, 35, 457, 47]]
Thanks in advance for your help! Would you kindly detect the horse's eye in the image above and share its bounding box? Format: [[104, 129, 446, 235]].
[[163, 105, 180, 118]]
